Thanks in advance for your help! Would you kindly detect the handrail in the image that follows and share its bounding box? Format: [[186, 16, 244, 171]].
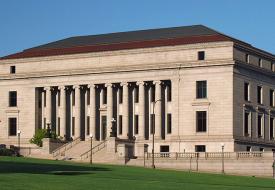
[[80, 140, 107, 160], [52, 137, 81, 157]]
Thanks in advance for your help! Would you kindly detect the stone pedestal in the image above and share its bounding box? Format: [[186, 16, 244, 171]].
[[107, 137, 116, 154]]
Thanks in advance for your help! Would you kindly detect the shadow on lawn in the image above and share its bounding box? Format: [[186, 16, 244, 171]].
[[0, 160, 110, 175]]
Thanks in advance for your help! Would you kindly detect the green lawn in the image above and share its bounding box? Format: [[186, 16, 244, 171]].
[[0, 157, 274, 190]]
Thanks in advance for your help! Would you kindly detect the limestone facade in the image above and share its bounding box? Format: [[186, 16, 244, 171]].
[[0, 39, 274, 155]]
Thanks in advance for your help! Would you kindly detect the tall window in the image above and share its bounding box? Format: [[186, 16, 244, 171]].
[[57, 117, 60, 136], [257, 114, 263, 138], [270, 117, 274, 140], [198, 51, 205, 60], [57, 91, 61, 106], [150, 86, 155, 102], [257, 86, 262, 104], [167, 83, 172, 102], [72, 117, 75, 136], [103, 88, 107, 104], [9, 91, 17, 107], [134, 87, 139, 103], [244, 112, 250, 136], [119, 115, 122, 135], [196, 81, 207, 99], [134, 115, 139, 134], [270, 89, 274, 107], [244, 82, 250, 101], [86, 116, 90, 135], [72, 91, 75, 106], [9, 118, 17, 136], [87, 89, 90, 105], [167, 113, 172, 134], [196, 111, 207, 132], [119, 88, 123, 104], [150, 114, 154, 134], [10, 66, 16, 74]]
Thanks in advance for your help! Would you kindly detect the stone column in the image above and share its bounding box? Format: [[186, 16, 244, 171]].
[[58, 86, 66, 138], [44, 87, 52, 126], [106, 83, 113, 138], [89, 84, 96, 138], [154, 81, 162, 139], [137, 81, 145, 140], [122, 82, 129, 139], [73, 85, 81, 138]]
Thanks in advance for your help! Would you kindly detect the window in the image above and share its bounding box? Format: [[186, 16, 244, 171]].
[[9, 118, 17, 136], [43, 118, 46, 129], [10, 66, 16, 74], [134, 87, 139, 103], [119, 115, 122, 135], [57, 117, 60, 136], [9, 91, 17, 107], [195, 145, 206, 152], [160, 145, 169, 153], [270, 117, 274, 140], [257, 86, 262, 104], [119, 88, 123, 104], [196, 111, 207, 132], [87, 89, 90, 105], [244, 82, 250, 101], [258, 58, 262, 67], [272, 62, 275, 72], [167, 84, 172, 102], [246, 146, 251, 152], [257, 114, 263, 138], [134, 115, 139, 134], [86, 116, 90, 135], [103, 88, 107, 104], [150, 114, 154, 134], [196, 81, 207, 99], [245, 54, 249, 63], [72, 91, 75, 106], [244, 112, 250, 136], [57, 91, 61, 106], [44, 92, 46, 107], [198, 51, 205, 60], [270, 89, 274, 107], [150, 86, 155, 102], [72, 117, 75, 136], [260, 147, 264, 152], [167, 113, 172, 134]]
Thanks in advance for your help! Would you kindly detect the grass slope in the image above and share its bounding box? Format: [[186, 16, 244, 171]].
[[0, 157, 274, 190]]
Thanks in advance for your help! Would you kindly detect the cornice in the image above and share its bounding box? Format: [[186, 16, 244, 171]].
[[0, 41, 233, 65], [0, 59, 234, 80]]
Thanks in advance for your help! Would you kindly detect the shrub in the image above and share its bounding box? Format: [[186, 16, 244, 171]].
[[0, 148, 14, 156], [29, 129, 47, 147]]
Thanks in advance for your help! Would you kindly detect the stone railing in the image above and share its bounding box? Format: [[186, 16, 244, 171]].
[[52, 137, 81, 157], [80, 140, 107, 160], [146, 151, 272, 160]]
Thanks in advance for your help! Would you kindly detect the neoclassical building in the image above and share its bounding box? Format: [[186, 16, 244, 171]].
[[0, 25, 274, 155]]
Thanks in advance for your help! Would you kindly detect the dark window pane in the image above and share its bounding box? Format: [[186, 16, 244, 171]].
[[150, 114, 155, 134], [151, 86, 155, 102], [244, 112, 249, 135], [72, 91, 75, 106], [135, 87, 139, 103], [103, 88, 107, 104], [119, 115, 122, 135], [195, 145, 206, 152], [258, 115, 262, 137], [9, 91, 17, 107], [167, 114, 172, 134], [9, 118, 17, 136], [270, 117, 274, 140], [167, 83, 172, 102], [198, 51, 205, 60], [257, 86, 262, 104], [196, 111, 207, 132], [244, 83, 249, 101], [57, 117, 60, 136], [196, 81, 207, 99], [135, 115, 139, 134], [270, 89, 274, 106], [87, 116, 90, 135], [72, 117, 75, 136], [10, 66, 16, 74], [87, 89, 90, 105], [119, 88, 123, 104], [160, 146, 169, 152]]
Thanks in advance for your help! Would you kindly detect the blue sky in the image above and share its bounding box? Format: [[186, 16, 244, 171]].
[[0, 0, 274, 57]]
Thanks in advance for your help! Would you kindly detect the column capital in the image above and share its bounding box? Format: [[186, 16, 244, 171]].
[[58, 86, 66, 90], [73, 85, 80, 89], [121, 82, 128, 86], [88, 84, 96, 88], [153, 80, 161, 85], [44, 86, 51, 91], [136, 81, 144, 86], [105, 83, 113, 88]]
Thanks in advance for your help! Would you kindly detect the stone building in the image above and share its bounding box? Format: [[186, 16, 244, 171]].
[[0, 25, 274, 156]]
